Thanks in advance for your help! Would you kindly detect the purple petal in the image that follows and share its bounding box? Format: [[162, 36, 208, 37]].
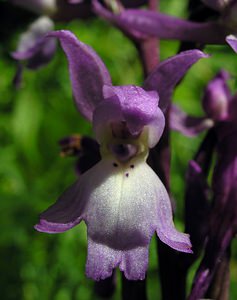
[[83, 159, 167, 280], [83, 157, 192, 254], [144, 50, 209, 112], [86, 238, 121, 280], [170, 105, 214, 137], [35, 180, 84, 233], [226, 34, 237, 53], [84, 159, 158, 250], [47, 30, 112, 120], [12, 16, 56, 70], [119, 247, 148, 280], [155, 172, 193, 253], [93, 85, 165, 147], [114, 9, 227, 44], [202, 70, 231, 121], [86, 238, 148, 280]]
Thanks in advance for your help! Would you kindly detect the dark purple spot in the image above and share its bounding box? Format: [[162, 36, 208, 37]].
[[125, 173, 129, 177], [113, 163, 118, 167], [110, 143, 138, 162]]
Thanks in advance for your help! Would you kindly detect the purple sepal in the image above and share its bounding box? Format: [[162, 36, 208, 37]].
[[12, 16, 56, 70], [144, 50, 209, 112], [156, 180, 193, 254], [35, 180, 85, 233], [35, 157, 192, 280], [92, 0, 147, 40], [35, 218, 81, 233], [47, 30, 112, 121], [170, 105, 214, 137], [11, 16, 56, 87], [226, 35, 237, 53], [86, 238, 149, 280], [113, 9, 227, 44]]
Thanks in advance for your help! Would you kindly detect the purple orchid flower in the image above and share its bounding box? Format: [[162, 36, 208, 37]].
[[93, 0, 237, 53], [11, 16, 57, 87], [170, 70, 231, 137], [34, 30, 207, 280], [10, 0, 149, 87], [10, 0, 90, 86], [12, 16, 56, 68]]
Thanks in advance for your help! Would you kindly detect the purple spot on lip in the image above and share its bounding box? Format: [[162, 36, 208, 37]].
[[125, 173, 129, 177]]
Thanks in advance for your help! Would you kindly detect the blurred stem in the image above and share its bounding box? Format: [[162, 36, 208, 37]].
[[171, 130, 217, 299], [188, 228, 233, 300], [194, 128, 217, 175], [136, 0, 159, 77], [121, 274, 147, 300], [94, 272, 116, 298], [206, 247, 230, 300]]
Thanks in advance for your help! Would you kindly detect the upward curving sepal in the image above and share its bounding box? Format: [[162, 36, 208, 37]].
[[144, 50, 209, 112], [47, 30, 112, 120], [226, 35, 237, 53]]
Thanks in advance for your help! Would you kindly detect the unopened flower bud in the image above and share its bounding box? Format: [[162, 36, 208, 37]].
[[202, 71, 231, 121]]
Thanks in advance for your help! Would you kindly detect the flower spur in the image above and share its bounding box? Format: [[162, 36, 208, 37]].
[[35, 30, 207, 280]]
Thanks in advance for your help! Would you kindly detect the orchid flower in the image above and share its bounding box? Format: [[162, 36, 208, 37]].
[[170, 71, 231, 137], [92, 0, 237, 53], [10, 0, 149, 87], [10, 0, 91, 86], [12, 16, 57, 70], [34, 30, 207, 280]]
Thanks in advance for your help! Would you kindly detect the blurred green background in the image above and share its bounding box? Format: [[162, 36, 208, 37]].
[[1, 1, 237, 299]]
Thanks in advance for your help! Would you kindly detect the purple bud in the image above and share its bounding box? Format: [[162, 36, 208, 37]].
[[202, 71, 231, 121]]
